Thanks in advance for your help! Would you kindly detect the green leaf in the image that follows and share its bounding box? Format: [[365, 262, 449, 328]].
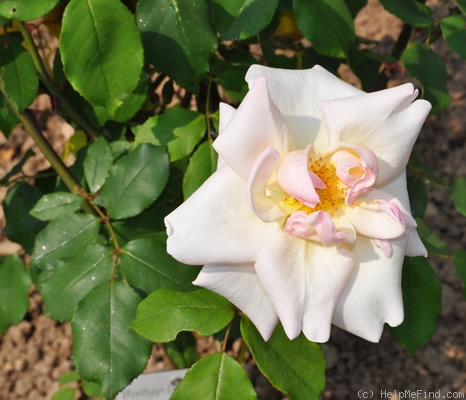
[[134, 107, 206, 161], [166, 332, 199, 368], [213, 66, 249, 102], [455, 0, 466, 15], [0, 34, 39, 113], [72, 281, 152, 400], [415, 218, 451, 256], [51, 388, 76, 400], [3, 182, 44, 254], [407, 175, 427, 218], [30, 192, 85, 221], [112, 203, 173, 243], [40, 244, 114, 322], [171, 352, 256, 400], [450, 176, 466, 216], [0, 0, 60, 20], [453, 249, 466, 298], [131, 288, 235, 342], [183, 141, 218, 199], [137, 0, 217, 91], [348, 46, 384, 91], [379, 0, 433, 27], [301, 47, 341, 75], [167, 111, 206, 162], [91, 72, 149, 125], [388, 257, 441, 355], [293, 0, 355, 58], [0, 93, 19, 136], [408, 152, 445, 187], [345, 0, 366, 18], [95, 144, 169, 219], [241, 317, 325, 399], [59, 371, 80, 385], [84, 137, 114, 194], [31, 213, 100, 271], [120, 238, 200, 296], [440, 15, 466, 60], [0, 255, 31, 334], [60, 0, 143, 115], [110, 140, 133, 159], [402, 43, 451, 114], [212, 0, 279, 40], [82, 380, 104, 398]]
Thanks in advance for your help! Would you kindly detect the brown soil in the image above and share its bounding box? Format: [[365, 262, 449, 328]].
[[1, 1, 466, 399]]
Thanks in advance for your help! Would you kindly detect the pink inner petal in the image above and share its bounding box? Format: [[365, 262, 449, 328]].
[[284, 211, 346, 245], [326, 142, 379, 204], [277, 149, 323, 207], [331, 150, 364, 187]]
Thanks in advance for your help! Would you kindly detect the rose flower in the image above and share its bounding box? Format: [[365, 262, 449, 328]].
[[165, 65, 431, 343]]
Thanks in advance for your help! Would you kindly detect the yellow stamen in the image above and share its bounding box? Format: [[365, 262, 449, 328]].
[[310, 158, 346, 216], [277, 156, 347, 217]]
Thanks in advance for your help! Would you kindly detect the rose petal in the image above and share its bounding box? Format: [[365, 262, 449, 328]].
[[406, 227, 428, 257], [254, 232, 354, 342], [285, 211, 346, 245], [344, 201, 408, 240], [217, 103, 236, 169], [325, 142, 379, 204], [322, 84, 431, 186], [246, 65, 362, 152], [248, 147, 287, 222], [372, 99, 431, 186], [333, 214, 357, 244], [193, 263, 279, 341], [322, 83, 418, 144], [302, 245, 354, 342], [219, 102, 236, 132], [276, 149, 323, 208], [360, 173, 426, 256], [332, 235, 406, 342], [375, 239, 393, 258], [213, 77, 294, 180], [330, 149, 365, 187], [165, 164, 280, 265]]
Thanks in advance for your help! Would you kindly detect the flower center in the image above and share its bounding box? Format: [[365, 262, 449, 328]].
[[277, 155, 347, 217], [309, 157, 346, 216]]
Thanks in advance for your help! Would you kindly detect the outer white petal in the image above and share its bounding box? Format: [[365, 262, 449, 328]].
[[332, 234, 407, 342], [322, 84, 431, 185], [301, 245, 354, 342], [323, 84, 417, 144], [370, 98, 431, 186], [405, 227, 427, 257], [193, 264, 279, 341], [254, 232, 354, 342], [217, 102, 236, 169], [165, 165, 280, 265], [219, 102, 236, 132], [213, 77, 294, 180], [246, 65, 362, 151]]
